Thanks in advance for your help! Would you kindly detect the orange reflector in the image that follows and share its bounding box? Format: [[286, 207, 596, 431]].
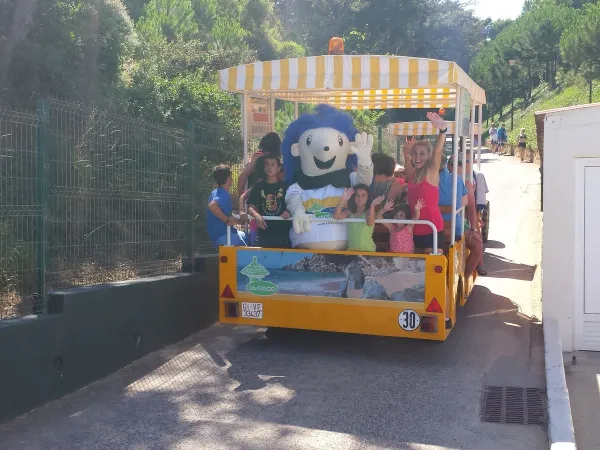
[[435, 265, 443, 273], [426, 297, 443, 313], [221, 285, 235, 299]]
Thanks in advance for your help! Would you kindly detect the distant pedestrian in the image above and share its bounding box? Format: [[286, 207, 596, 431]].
[[489, 124, 498, 153], [497, 124, 508, 154], [518, 128, 527, 162]]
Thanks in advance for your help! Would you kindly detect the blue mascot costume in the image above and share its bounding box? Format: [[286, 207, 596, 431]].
[[283, 105, 374, 250]]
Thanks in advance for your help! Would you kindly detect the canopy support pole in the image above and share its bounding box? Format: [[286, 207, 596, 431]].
[[477, 104, 483, 172], [450, 87, 462, 247], [270, 98, 276, 132], [294, 102, 299, 119], [242, 94, 248, 165], [461, 110, 467, 236], [470, 102, 476, 181]]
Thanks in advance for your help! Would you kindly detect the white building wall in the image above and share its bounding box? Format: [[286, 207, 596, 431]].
[[542, 103, 600, 352]]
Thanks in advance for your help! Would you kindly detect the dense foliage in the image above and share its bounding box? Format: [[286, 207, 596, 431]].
[[2, 0, 488, 131], [469, 0, 600, 119], [3, 0, 597, 134], [560, 1, 600, 83]]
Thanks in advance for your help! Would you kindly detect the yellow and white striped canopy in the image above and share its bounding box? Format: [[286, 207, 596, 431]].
[[388, 121, 457, 136], [218, 55, 486, 110]]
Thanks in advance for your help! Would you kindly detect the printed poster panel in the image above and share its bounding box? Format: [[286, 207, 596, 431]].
[[247, 97, 271, 137], [236, 250, 426, 302], [459, 90, 472, 137]]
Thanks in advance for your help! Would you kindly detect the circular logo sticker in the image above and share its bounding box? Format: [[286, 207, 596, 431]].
[[398, 309, 421, 331]]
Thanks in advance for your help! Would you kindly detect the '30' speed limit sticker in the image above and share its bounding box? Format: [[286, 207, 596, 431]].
[[398, 309, 420, 331]]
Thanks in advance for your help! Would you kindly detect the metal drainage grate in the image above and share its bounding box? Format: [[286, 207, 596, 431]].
[[481, 386, 547, 425]]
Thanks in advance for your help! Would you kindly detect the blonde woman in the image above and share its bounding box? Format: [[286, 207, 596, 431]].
[[403, 112, 447, 253]]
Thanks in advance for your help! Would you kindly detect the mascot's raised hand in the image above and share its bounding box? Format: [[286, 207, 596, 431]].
[[350, 132, 374, 167]]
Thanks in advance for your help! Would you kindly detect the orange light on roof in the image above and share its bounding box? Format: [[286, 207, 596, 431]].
[[426, 297, 443, 313], [328, 37, 344, 55], [221, 285, 235, 299]]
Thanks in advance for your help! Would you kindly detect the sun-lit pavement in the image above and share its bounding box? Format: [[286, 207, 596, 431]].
[[564, 350, 600, 449], [0, 150, 547, 450]]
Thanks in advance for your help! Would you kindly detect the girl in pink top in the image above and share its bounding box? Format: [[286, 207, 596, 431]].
[[380, 200, 425, 253], [403, 112, 447, 254]]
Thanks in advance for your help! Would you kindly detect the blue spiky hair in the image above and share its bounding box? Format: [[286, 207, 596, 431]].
[[282, 104, 358, 182]]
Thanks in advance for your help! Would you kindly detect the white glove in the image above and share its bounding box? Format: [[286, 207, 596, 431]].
[[292, 210, 311, 234], [350, 132, 374, 166]]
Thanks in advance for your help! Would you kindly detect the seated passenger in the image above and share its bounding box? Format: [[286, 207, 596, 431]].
[[438, 155, 469, 240], [207, 164, 247, 247], [247, 156, 291, 248], [381, 200, 425, 254], [237, 132, 283, 196], [238, 132, 282, 244], [334, 185, 385, 252], [370, 154, 405, 217], [394, 165, 406, 188], [447, 158, 487, 276], [403, 112, 447, 253]]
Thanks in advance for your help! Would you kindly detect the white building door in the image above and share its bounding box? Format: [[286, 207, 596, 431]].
[[582, 163, 600, 350]]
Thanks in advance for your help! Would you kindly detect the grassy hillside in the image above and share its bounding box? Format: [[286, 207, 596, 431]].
[[487, 76, 600, 152]]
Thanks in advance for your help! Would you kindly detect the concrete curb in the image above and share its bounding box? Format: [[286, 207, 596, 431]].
[[544, 317, 577, 450]]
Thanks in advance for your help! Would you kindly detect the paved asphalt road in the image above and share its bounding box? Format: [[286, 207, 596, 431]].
[[0, 150, 547, 450]]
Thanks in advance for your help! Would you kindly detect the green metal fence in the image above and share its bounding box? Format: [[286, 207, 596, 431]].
[[1, 99, 254, 319], [0, 108, 41, 318], [43, 99, 194, 292]]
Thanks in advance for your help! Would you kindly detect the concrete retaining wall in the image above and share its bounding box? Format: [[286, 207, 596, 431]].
[[0, 256, 218, 424]]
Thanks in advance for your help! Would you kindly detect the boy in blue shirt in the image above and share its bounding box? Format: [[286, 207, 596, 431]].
[[207, 164, 247, 247], [438, 157, 468, 240]]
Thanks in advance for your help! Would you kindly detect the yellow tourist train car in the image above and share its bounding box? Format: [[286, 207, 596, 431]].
[[216, 53, 486, 341]]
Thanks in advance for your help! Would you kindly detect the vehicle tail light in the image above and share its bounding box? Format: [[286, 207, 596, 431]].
[[420, 316, 437, 332], [224, 302, 239, 317], [434, 265, 443, 273], [220, 256, 228, 263], [426, 297, 443, 313]]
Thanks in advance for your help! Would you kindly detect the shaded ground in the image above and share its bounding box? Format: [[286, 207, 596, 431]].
[[0, 152, 547, 450]]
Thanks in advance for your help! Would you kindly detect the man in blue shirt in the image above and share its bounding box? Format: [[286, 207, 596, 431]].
[[497, 123, 508, 154], [206, 164, 247, 247], [438, 156, 468, 240]]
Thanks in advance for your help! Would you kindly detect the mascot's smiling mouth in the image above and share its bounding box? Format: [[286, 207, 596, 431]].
[[313, 156, 336, 170]]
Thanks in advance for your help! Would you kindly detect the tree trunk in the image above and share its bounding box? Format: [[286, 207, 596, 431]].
[[550, 57, 557, 90], [0, 0, 39, 89], [527, 66, 533, 101]]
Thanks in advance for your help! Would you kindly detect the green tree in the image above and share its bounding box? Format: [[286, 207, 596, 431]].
[[1, 0, 136, 107], [137, 0, 198, 42], [561, 1, 600, 85]]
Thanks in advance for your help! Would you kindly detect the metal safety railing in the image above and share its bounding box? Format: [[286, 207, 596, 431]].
[[226, 216, 439, 254]]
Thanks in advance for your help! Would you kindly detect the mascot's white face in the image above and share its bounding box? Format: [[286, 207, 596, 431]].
[[291, 127, 351, 177]]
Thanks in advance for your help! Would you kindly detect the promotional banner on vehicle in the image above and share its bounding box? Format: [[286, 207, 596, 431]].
[[236, 250, 426, 302]]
